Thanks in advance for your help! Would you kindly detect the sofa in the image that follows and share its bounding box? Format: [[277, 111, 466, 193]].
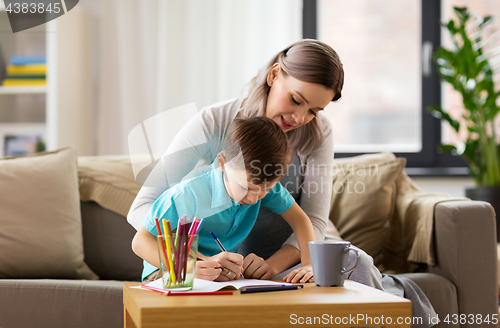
[[0, 148, 497, 328]]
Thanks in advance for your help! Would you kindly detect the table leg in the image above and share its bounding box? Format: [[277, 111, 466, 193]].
[[124, 304, 138, 328]]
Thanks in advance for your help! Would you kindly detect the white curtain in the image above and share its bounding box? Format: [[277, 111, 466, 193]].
[[83, 0, 302, 155]]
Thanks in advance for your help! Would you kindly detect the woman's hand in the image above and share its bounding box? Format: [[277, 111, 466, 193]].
[[283, 264, 314, 283], [242, 253, 276, 280], [194, 260, 222, 281], [202, 252, 244, 281]]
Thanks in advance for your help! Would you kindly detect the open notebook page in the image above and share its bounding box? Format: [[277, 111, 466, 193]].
[[140, 278, 293, 293]]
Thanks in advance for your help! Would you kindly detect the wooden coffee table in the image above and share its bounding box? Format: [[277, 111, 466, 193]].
[[124, 280, 412, 328]]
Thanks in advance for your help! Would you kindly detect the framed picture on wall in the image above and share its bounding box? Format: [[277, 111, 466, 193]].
[[0, 123, 46, 158]]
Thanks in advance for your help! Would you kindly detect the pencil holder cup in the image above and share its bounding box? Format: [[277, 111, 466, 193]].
[[157, 234, 198, 290]]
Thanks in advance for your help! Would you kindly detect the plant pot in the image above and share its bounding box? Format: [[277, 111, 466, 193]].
[[465, 186, 500, 242]]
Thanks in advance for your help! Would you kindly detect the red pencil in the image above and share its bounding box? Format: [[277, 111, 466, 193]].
[[140, 284, 232, 296], [140, 284, 169, 294], [167, 291, 233, 296], [154, 217, 162, 235]]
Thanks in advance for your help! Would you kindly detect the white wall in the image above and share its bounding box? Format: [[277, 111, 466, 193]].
[[54, 6, 96, 156]]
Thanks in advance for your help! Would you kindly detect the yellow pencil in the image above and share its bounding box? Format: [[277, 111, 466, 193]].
[[162, 219, 176, 283]]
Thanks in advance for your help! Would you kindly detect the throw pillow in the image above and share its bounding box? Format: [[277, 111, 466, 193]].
[[78, 155, 143, 218], [329, 153, 406, 266], [0, 148, 98, 279]]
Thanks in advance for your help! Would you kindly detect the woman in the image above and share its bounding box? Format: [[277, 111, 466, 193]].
[[128, 39, 380, 287], [128, 39, 438, 327]]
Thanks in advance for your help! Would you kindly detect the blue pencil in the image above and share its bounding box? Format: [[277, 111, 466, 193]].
[[210, 231, 244, 279]]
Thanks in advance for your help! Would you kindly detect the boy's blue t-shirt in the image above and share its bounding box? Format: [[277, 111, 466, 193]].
[[142, 163, 295, 280]]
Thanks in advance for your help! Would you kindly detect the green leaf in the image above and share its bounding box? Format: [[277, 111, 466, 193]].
[[454, 7, 471, 23], [480, 16, 495, 28], [438, 144, 458, 154], [467, 125, 478, 134], [446, 20, 458, 35], [428, 105, 461, 132]]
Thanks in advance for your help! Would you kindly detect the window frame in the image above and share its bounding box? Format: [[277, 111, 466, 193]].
[[304, 0, 469, 175]]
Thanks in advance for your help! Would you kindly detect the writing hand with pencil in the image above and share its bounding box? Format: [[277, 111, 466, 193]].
[[211, 231, 245, 281], [197, 252, 244, 281]]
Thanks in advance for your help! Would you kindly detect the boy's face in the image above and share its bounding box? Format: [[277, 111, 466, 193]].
[[221, 163, 277, 205]]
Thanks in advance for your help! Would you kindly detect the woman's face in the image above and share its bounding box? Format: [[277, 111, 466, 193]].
[[265, 63, 335, 132]]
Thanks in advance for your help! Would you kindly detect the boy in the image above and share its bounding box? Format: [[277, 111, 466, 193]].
[[132, 117, 316, 283]]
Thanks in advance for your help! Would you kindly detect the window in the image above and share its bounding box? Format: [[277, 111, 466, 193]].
[[304, 0, 472, 171], [318, 0, 421, 153]]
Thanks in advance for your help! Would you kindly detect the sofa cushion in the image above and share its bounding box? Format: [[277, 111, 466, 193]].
[[0, 279, 123, 328], [0, 148, 97, 279], [81, 201, 142, 281], [78, 155, 142, 218], [329, 153, 406, 265]]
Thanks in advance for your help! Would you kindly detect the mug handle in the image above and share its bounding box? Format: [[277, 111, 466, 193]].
[[340, 246, 361, 274]]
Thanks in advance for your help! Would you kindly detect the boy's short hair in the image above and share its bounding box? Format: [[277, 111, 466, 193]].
[[223, 117, 290, 184]]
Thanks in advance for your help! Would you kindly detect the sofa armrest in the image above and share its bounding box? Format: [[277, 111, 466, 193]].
[[427, 200, 498, 324]]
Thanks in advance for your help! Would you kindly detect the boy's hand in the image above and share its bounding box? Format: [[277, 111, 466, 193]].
[[194, 260, 222, 281], [205, 252, 243, 281], [242, 253, 276, 280], [283, 264, 314, 283]]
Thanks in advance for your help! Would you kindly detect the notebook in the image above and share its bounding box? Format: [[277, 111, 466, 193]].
[[138, 278, 293, 294]]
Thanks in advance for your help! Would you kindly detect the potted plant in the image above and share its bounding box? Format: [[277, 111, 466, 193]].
[[430, 6, 500, 239]]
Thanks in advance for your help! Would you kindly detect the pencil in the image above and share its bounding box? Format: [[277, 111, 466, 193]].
[[166, 220, 176, 254], [174, 215, 186, 248], [187, 217, 199, 251], [210, 231, 227, 251], [188, 217, 198, 235], [174, 217, 184, 280], [161, 219, 174, 278], [181, 218, 191, 280], [195, 218, 204, 234], [155, 218, 170, 274], [210, 231, 244, 279], [240, 285, 303, 294], [154, 217, 163, 236]]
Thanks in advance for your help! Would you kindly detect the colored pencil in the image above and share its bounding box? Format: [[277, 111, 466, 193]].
[[167, 291, 233, 296], [188, 217, 198, 235], [180, 218, 191, 280], [164, 234, 176, 283], [174, 217, 185, 280], [154, 217, 163, 236], [140, 284, 233, 296], [195, 218, 204, 234], [186, 217, 199, 261], [155, 218, 170, 274], [166, 220, 176, 254], [161, 219, 172, 275]]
